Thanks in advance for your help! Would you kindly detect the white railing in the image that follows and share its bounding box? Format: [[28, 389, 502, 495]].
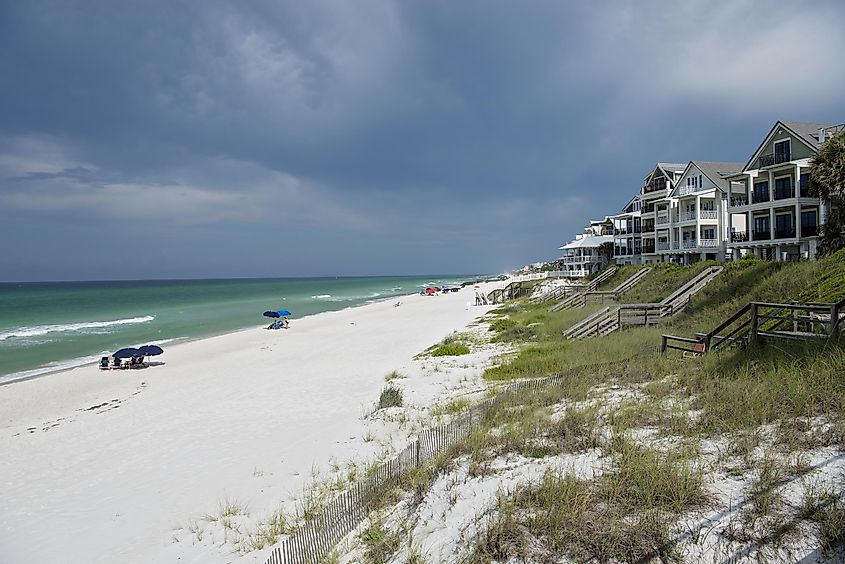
[[682, 239, 698, 249], [699, 239, 719, 248], [566, 269, 591, 278], [672, 241, 679, 249], [683, 212, 697, 222], [656, 216, 670, 225], [700, 210, 718, 220], [563, 255, 597, 264], [509, 272, 548, 282], [657, 241, 670, 251]]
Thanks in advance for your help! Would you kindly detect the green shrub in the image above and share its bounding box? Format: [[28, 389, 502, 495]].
[[430, 342, 471, 356], [377, 385, 403, 409]]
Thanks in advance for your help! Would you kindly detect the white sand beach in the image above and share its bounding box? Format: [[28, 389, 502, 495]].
[[0, 282, 505, 564]]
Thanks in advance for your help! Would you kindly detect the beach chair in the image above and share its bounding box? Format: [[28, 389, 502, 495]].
[[112, 357, 123, 369], [99, 357, 110, 370]]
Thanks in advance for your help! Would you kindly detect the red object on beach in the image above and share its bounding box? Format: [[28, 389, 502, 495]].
[[425, 287, 437, 295]]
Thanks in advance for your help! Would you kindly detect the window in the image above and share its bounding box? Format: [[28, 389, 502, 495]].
[[699, 174, 703, 188], [702, 228, 715, 240], [775, 214, 794, 238], [753, 181, 770, 203], [801, 210, 818, 236], [774, 176, 793, 200], [774, 139, 791, 163], [754, 216, 770, 239], [800, 173, 810, 197]]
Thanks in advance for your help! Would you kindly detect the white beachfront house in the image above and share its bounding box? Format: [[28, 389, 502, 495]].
[[559, 219, 614, 278], [726, 121, 844, 261], [612, 195, 643, 265], [657, 161, 743, 264], [640, 163, 686, 264]]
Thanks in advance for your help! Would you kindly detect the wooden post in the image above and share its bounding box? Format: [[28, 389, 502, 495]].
[[660, 335, 667, 353], [750, 303, 759, 344], [831, 303, 840, 336]]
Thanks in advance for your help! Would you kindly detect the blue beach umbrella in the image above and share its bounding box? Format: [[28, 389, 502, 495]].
[[263, 310, 281, 318], [138, 345, 164, 356], [113, 347, 140, 359], [276, 310, 292, 317]]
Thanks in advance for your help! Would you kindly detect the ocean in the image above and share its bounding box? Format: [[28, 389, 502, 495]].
[[0, 275, 482, 384]]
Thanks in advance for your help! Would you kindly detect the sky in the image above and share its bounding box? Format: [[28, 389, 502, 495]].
[[1, 0, 844, 281]]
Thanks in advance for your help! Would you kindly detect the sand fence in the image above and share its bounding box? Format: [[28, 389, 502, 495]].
[[266, 366, 599, 564]]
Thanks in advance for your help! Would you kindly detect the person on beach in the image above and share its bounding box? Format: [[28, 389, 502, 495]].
[[283, 317, 290, 329]]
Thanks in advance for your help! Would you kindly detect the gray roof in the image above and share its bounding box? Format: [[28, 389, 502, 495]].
[[691, 161, 744, 191], [781, 121, 838, 149], [657, 162, 687, 173]]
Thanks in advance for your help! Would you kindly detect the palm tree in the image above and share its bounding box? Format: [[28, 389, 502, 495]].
[[598, 241, 615, 265], [809, 130, 845, 256]]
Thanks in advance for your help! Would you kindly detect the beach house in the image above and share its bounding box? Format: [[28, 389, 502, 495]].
[[612, 195, 643, 265], [726, 121, 844, 261], [639, 163, 686, 263], [657, 161, 743, 264], [559, 219, 614, 278]]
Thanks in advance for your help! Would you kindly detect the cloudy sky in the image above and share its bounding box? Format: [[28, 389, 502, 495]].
[[1, 1, 844, 281]]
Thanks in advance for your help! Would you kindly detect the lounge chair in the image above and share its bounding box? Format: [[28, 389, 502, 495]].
[[99, 357, 110, 370], [112, 357, 123, 369]]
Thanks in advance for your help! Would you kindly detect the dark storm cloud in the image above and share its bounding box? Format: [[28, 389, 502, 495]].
[[1, 0, 844, 280]]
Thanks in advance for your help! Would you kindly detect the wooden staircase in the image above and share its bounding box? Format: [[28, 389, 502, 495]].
[[562, 266, 723, 340], [662, 297, 845, 355], [529, 266, 618, 305], [551, 267, 651, 311]]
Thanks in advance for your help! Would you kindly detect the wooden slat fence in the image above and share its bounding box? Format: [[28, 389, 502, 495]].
[[264, 368, 586, 564]]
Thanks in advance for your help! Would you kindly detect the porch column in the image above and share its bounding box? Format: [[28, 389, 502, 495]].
[[795, 202, 801, 239], [769, 208, 775, 241], [695, 194, 701, 247]]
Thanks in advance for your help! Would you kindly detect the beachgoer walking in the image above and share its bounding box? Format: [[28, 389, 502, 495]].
[[283, 317, 290, 329]]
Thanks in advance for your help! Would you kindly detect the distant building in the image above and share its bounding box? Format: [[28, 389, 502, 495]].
[[639, 163, 686, 264], [611, 194, 643, 265], [559, 219, 614, 278], [658, 161, 743, 264], [726, 121, 844, 261]]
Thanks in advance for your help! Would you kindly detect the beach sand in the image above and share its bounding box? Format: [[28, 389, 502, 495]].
[[0, 282, 504, 564]]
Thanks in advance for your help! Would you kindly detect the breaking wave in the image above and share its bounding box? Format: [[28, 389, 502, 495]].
[[0, 316, 155, 342]]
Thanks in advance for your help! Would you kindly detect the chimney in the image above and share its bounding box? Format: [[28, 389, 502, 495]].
[[819, 127, 826, 144]]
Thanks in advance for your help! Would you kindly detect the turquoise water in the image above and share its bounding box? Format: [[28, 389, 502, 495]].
[[0, 275, 481, 384]]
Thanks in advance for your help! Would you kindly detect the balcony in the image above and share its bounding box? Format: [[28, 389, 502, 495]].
[[642, 245, 656, 254], [682, 239, 697, 249], [731, 231, 748, 243], [656, 215, 670, 225], [751, 189, 770, 204], [643, 179, 667, 194], [730, 196, 748, 207], [775, 228, 796, 239], [752, 230, 771, 241], [681, 211, 697, 222], [774, 186, 794, 200], [759, 151, 791, 168], [700, 210, 718, 220], [642, 203, 655, 213], [700, 239, 719, 248], [642, 223, 655, 233], [657, 241, 670, 251]]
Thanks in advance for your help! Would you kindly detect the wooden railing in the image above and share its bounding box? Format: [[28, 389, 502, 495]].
[[661, 298, 845, 354]]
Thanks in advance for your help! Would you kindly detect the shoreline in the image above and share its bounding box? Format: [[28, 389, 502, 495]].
[[0, 288, 446, 388], [0, 280, 507, 564]]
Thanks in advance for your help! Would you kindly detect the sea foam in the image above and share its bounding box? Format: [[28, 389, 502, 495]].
[[0, 316, 155, 342]]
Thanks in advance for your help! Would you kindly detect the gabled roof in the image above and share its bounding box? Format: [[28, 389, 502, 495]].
[[671, 161, 743, 196], [742, 120, 837, 172], [643, 162, 687, 183]]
